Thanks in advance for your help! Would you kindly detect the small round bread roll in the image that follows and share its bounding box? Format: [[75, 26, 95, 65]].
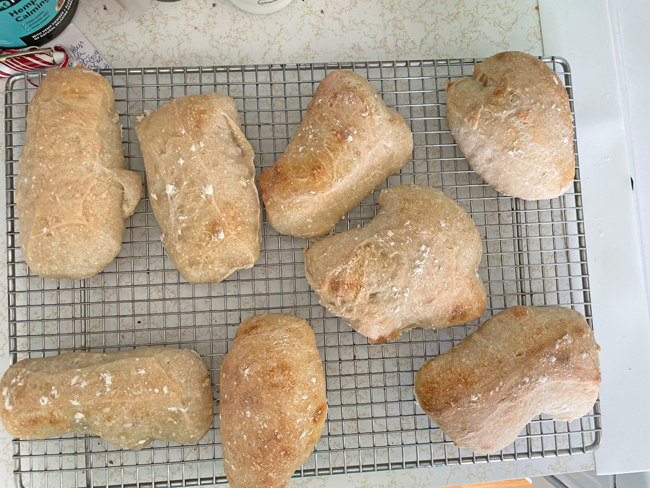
[[446, 51, 575, 201]]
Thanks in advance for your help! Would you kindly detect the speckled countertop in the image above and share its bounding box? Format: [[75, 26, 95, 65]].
[[75, 0, 543, 66], [0, 0, 597, 486]]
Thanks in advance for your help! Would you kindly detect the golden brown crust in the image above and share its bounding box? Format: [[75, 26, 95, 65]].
[[136, 93, 261, 284], [414, 306, 601, 454], [259, 70, 413, 237], [0, 347, 214, 450], [17, 66, 142, 279], [221, 314, 327, 488], [305, 185, 486, 343], [446, 52, 575, 200]]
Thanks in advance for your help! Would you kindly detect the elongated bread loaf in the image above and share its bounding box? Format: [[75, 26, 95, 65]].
[[305, 185, 486, 343], [136, 93, 261, 284], [0, 347, 214, 450], [446, 52, 575, 200], [415, 306, 601, 454], [260, 70, 413, 237], [221, 313, 327, 488], [17, 66, 142, 279]]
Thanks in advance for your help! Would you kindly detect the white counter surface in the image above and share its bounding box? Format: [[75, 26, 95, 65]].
[[0, 0, 616, 486], [76, 0, 543, 66]]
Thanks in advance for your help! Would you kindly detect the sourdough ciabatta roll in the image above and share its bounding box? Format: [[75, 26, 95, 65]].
[[0, 347, 214, 450], [415, 306, 601, 454], [136, 93, 261, 284], [446, 51, 575, 200], [260, 70, 413, 238], [17, 66, 142, 279], [305, 185, 486, 343], [221, 313, 327, 488]]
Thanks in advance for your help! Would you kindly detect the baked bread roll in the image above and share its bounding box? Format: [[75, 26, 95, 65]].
[[0, 347, 213, 450], [446, 51, 575, 200], [17, 66, 142, 279], [221, 313, 327, 488], [305, 184, 486, 343], [415, 306, 601, 454], [136, 93, 261, 284], [259, 70, 413, 237]]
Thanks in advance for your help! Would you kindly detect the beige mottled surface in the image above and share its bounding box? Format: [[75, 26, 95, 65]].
[[76, 0, 543, 67], [221, 314, 326, 488], [0, 347, 213, 450], [17, 67, 142, 280], [0, 2, 597, 487]]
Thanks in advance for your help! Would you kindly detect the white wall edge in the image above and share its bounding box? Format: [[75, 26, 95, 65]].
[[539, 0, 650, 476]]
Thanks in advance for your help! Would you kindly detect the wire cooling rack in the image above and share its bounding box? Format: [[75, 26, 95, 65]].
[[4, 58, 600, 488]]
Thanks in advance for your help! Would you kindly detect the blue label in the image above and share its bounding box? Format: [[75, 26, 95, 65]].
[[1, 0, 75, 48]]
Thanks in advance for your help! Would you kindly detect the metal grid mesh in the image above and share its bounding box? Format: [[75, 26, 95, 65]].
[[4, 58, 600, 488]]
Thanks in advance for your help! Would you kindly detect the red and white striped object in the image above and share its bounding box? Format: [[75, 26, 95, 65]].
[[0, 46, 73, 79]]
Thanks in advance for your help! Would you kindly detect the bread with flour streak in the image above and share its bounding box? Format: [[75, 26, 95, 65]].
[[17, 66, 142, 279], [220, 313, 327, 488], [136, 93, 261, 284], [260, 70, 413, 237], [0, 347, 214, 450], [414, 306, 601, 454], [446, 52, 575, 200], [305, 184, 486, 343]]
